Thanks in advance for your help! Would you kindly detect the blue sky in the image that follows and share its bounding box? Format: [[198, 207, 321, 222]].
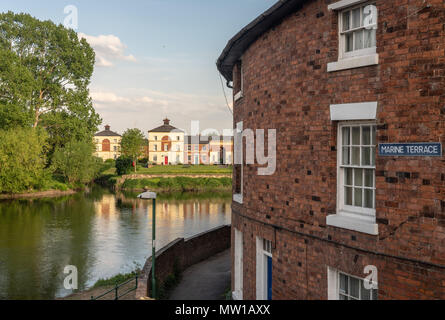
[[0, 0, 276, 135]]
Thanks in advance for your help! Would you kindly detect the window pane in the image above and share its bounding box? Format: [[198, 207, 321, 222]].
[[343, 11, 350, 31], [372, 126, 376, 145], [352, 8, 361, 28], [340, 274, 348, 294], [364, 189, 374, 209], [372, 289, 378, 300], [345, 187, 353, 206], [354, 188, 363, 207], [339, 294, 348, 300], [345, 168, 353, 186], [352, 127, 360, 145], [364, 29, 376, 48], [365, 169, 374, 187], [354, 29, 364, 50], [342, 147, 350, 165], [342, 127, 350, 145], [362, 127, 371, 145], [361, 283, 372, 300], [362, 147, 371, 166], [352, 147, 360, 165], [371, 147, 376, 166], [354, 169, 363, 186], [350, 277, 360, 298], [345, 33, 353, 52]]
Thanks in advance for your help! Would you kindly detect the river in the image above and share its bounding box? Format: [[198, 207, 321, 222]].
[[0, 187, 232, 300]]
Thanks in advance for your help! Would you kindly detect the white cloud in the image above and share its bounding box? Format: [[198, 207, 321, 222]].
[[90, 89, 233, 134], [78, 33, 136, 67], [90, 91, 129, 103]]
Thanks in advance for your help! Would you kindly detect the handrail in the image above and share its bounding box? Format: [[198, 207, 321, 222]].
[[91, 276, 138, 300]]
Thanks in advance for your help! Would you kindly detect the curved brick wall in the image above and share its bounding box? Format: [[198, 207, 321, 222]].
[[230, 0, 445, 299]]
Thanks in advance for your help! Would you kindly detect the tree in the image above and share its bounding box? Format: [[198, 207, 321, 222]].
[[115, 157, 133, 176], [0, 12, 101, 148], [121, 129, 145, 172], [0, 127, 48, 193], [51, 140, 100, 184]]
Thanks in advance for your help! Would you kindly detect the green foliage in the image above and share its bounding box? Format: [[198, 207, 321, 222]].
[[0, 11, 101, 149], [121, 129, 145, 171], [51, 140, 101, 184], [115, 156, 133, 176], [0, 127, 48, 193]]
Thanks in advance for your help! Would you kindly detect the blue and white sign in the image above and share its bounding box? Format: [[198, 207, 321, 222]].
[[379, 143, 442, 157]]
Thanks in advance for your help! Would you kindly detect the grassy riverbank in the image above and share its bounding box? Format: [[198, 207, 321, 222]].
[[121, 176, 232, 192]]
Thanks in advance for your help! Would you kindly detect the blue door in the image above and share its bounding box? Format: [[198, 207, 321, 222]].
[[267, 256, 272, 300]]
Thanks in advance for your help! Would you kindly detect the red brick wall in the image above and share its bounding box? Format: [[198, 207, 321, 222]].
[[231, 0, 445, 300]]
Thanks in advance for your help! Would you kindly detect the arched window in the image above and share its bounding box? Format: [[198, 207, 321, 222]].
[[102, 139, 111, 152]]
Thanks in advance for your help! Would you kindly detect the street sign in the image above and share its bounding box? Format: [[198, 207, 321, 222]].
[[379, 143, 442, 157]]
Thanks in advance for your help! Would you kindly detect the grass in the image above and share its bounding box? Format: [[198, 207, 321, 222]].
[[101, 165, 232, 176], [121, 176, 232, 192], [93, 270, 140, 288]]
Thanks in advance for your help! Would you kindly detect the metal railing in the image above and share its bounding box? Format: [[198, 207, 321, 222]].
[[91, 276, 138, 300]]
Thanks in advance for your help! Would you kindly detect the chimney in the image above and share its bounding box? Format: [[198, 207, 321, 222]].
[[105, 125, 110, 131], [163, 118, 170, 125]]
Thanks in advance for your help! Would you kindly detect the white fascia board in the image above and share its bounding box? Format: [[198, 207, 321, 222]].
[[330, 101, 377, 121]]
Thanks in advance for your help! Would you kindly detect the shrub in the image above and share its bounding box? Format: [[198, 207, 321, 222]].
[[0, 127, 48, 193], [51, 140, 100, 184], [115, 156, 133, 176]]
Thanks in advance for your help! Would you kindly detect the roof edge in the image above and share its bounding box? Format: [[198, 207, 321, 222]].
[[216, 0, 306, 82]]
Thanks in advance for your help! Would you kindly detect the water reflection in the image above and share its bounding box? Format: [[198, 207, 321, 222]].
[[0, 187, 231, 300]]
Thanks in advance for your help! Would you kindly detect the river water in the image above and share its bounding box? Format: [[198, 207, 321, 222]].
[[0, 187, 231, 300]]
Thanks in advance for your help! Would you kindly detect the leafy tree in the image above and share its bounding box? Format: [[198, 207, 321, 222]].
[[0, 12, 101, 148], [0, 127, 48, 193], [115, 156, 133, 176], [121, 129, 145, 172], [51, 140, 100, 184]]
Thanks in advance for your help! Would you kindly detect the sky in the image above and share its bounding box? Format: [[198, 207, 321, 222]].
[[0, 0, 277, 136]]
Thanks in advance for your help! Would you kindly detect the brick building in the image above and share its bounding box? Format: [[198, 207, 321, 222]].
[[217, 0, 445, 300]]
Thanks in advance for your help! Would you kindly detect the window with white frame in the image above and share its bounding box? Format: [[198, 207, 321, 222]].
[[339, 123, 376, 217], [154, 145, 158, 151], [256, 238, 273, 300], [234, 60, 244, 101], [233, 121, 243, 204], [233, 229, 244, 300], [339, 2, 377, 59], [339, 272, 378, 300]]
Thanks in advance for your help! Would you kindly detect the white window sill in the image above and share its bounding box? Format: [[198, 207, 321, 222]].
[[327, 54, 379, 72], [234, 91, 244, 102], [233, 193, 243, 204], [232, 291, 243, 300], [327, 213, 378, 235]]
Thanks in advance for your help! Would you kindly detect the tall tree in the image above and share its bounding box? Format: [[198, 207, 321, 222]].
[[121, 129, 145, 172], [0, 12, 101, 147]]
